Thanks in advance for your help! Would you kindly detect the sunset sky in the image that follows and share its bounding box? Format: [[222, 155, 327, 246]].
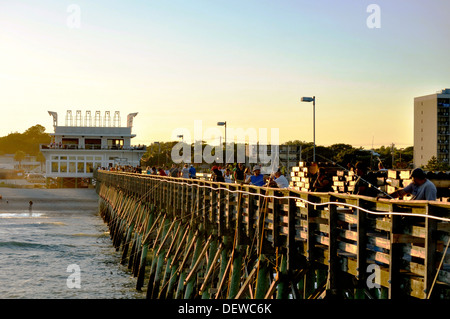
[[0, 0, 449, 149]]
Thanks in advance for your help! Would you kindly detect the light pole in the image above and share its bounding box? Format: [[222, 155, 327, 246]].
[[154, 141, 160, 166], [217, 121, 227, 164], [301, 96, 316, 162], [177, 135, 184, 164]]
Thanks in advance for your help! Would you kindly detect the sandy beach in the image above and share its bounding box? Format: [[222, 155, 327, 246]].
[[0, 187, 99, 212]]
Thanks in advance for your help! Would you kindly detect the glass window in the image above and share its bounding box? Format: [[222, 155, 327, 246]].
[[51, 162, 59, 173], [77, 156, 85, 160], [60, 156, 67, 160], [86, 162, 93, 173], [69, 156, 76, 161], [52, 156, 59, 160], [77, 162, 85, 173], [95, 156, 102, 161], [69, 162, 76, 173], [60, 162, 67, 173], [86, 156, 93, 161]]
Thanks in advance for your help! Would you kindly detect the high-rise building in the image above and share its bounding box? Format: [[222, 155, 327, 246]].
[[414, 89, 450, 168]]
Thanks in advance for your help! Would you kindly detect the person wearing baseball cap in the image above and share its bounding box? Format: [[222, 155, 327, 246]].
[[245, 165, 266, 186], [388, 168, 437, 201]]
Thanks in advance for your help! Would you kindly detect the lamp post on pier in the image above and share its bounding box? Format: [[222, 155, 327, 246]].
[[217, 121, 227, 165], [301, 96, 316, 162]]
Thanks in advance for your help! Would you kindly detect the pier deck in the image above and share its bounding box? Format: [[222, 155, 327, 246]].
[[95, 170, 450, 299]]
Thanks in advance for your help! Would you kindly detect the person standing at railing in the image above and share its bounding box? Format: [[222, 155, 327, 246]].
[[233, 163, 246, 184], [353, 162, 378, 197], [224, 168, 233, 183], [211, 167, 225, 182], [312, 168, 332, 192], [181, 164, 190, 179], [189, 165, 196, 179], [246, 165, 266, 186], [169, 164, 179, 177]]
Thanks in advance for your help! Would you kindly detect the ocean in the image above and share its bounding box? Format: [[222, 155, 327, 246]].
[[0, 187, 145, 299]]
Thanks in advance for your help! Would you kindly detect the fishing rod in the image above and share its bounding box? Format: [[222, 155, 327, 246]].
[[313, 153, 395, 199]]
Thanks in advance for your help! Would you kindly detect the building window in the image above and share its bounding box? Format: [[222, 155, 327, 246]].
[[60, 162, 67, 173], [77, 162, 85, 173], [62, 138, 79, 149], [86, 162, 93, 173], [51, 162, 59, 173], [85, 139, 101, 149], [108, 139, 124, 149], [69, 162, 76, 173]]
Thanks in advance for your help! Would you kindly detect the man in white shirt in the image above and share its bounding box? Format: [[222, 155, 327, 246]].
[[273, 171, 289, 188]]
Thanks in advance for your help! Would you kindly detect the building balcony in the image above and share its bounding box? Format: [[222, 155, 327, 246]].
[[40, 144, 146, 151]]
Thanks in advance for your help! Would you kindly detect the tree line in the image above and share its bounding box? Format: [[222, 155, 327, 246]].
[[8, 125, 450, 172], [140, 140, 415, 171], [0, 125, 50, 156]]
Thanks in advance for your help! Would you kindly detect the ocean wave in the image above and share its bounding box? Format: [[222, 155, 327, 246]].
[[0, 241, 53, 250], [71, 232, 108, 237], [38, 221, 66, 226], [0, 212, 45, 218]]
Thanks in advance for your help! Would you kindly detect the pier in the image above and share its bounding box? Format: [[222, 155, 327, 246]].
[[94, 170, 450, 299]]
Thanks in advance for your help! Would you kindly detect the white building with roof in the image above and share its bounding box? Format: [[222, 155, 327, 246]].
[[40, 110, 146, 186]]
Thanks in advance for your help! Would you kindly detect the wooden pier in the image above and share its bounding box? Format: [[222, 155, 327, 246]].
[[94, 170, 450, 299]]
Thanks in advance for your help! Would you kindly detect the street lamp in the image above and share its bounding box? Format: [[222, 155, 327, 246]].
[[177, 135, 184, 163], [301, 96, 316, 162], [154, 141, 160, 166], [217, 121, 227, 164]]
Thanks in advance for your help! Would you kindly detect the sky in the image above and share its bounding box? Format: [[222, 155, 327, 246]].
[[0, 0, 449, 149]]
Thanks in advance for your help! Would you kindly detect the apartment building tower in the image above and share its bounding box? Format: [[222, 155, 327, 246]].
[[414, 88, 450, 167]]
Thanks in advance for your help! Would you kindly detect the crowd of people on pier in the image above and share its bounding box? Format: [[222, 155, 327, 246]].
[[141, 163, 290, 189], [102, 162, 290, 189], [101, 160, 437, 201]]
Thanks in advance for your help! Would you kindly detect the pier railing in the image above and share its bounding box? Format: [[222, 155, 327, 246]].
[[94, 170, 450, 299]]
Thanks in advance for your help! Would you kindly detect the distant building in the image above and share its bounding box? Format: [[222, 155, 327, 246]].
[[40, 110, 146, 187], [245, 144, 302, 175], [414, 89, 450, 168]]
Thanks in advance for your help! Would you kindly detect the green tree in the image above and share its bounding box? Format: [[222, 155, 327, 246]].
[[36, 151, 46, 171], [425, 156, 450, 171], [14, 150, 26, 169], [0, 125, 50, 156]]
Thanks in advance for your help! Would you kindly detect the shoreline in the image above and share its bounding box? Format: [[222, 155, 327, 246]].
[[0, 188, 98, 212]]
